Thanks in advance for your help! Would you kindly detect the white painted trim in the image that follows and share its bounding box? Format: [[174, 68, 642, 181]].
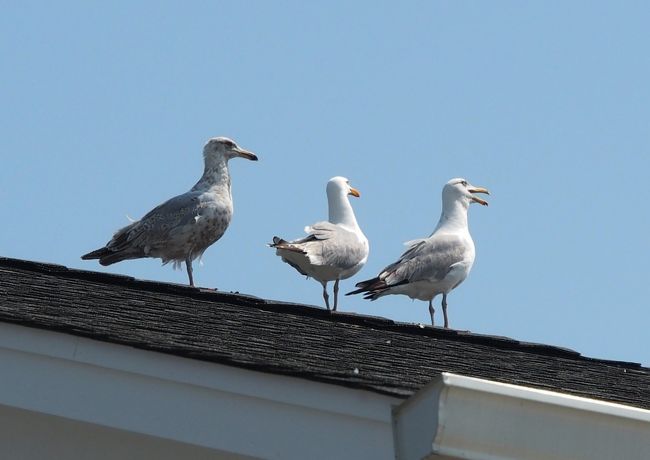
[[394, 372, 650, 460], [441, 372, 650, 422], [0, 322, 400, 460]]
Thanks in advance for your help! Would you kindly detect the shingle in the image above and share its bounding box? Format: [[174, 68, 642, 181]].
[[1, 256, 648, 409]]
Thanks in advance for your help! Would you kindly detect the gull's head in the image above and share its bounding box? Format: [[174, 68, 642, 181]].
[[203, 137, 258, 163], [443, 178, 490, 207], [327, 176, 361, 199]]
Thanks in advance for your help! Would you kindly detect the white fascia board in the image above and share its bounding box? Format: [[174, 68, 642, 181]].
[[0, 322, 400, 460], [394, 372, 650, 460]]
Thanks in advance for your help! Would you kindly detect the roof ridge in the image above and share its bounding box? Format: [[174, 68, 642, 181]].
[[0, 256, 642, 369]]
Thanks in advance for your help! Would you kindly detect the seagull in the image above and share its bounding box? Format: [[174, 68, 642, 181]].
[[270, 176, 369, 311], [347, 178, 489, 328], [82, 137, 258, 287]]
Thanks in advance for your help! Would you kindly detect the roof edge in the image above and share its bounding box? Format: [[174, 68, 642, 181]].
[[0, 255, 643, 369]]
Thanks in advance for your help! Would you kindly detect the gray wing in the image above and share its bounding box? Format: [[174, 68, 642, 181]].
[[301, 221, 367, 269], [286, 221, 343, 244], [114, 191, 207, 249], [381, 234, 468, 285]]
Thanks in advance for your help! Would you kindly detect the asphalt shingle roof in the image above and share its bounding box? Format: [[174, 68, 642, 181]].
[[1, 256, 649, 409]]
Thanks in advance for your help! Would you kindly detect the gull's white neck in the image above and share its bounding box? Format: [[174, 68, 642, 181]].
[[192, 156, 231, 195], [433, 198, 470, 233], [328, 192, 361, 231]]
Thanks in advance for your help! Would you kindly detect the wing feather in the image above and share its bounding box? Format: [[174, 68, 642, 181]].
[[115, 192, 205, 249], [380, 234, 468, 286]]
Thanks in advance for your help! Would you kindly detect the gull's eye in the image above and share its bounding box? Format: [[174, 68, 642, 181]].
[[460, 180, 468, 187]]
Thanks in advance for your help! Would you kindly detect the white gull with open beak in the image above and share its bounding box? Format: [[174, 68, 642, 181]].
[[348, 177, 489, 328]]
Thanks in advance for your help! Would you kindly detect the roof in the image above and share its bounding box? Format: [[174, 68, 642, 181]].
[[1, 256, 649, 409]]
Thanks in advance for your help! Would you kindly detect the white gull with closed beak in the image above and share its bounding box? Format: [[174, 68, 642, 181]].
[[82, 137, 258, 287], [270, 176, 369, 311]]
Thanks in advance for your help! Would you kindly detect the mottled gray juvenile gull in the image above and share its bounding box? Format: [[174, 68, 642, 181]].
[[270, 176, 369, 311], [82, 137, 258, 286], [347, 178, 489, 328]]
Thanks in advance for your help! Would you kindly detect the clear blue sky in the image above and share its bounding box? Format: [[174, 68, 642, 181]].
[[2, 2, 649, 366]]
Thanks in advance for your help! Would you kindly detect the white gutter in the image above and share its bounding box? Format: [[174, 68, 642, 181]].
[[393, 372, 650, 460]]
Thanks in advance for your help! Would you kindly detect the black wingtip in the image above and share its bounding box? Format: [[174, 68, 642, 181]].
[[346, 287, 383, 300], [269, 236, 286, 247], [346, 279, 371, 296], [81, 249, 104, 260], [81, 247, 127, 266]]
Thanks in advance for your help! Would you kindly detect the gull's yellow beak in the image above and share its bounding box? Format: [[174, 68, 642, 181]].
[[349, 187, 361, 198], [468, 186, 490, 206]]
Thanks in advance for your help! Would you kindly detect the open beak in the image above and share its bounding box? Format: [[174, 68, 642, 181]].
[[234, 147, 258, 161], [468, 186, 490, 206], [349, 187, 361, 198]]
